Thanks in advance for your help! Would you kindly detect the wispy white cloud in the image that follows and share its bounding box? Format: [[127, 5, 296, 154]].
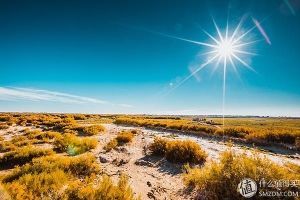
[[118, 103, 134, 108], [0, 86, 109, 105]]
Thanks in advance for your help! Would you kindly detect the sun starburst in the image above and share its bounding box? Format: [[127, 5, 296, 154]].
[[155, 13, 262, 138], [160, 14, 260, 97]]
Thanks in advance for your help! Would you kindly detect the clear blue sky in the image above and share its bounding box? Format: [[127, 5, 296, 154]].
[[0, 0, 299, 116]]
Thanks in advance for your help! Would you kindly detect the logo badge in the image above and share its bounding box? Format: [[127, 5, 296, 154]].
[[237, 178, 257, 198]]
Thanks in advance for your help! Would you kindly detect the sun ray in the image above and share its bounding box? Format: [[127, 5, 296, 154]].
[[211, 16, 225, 43], [227, 53, 243, 82], [233, 39, 264, 48], [222, 56, 227, 137], [232, 49, 258, 56], [202, 29, 222, 45], [196, 49, 220, 56], [162, 53, 220, 98], [229, 14, 248, 43], [230, 52, 258, 74]]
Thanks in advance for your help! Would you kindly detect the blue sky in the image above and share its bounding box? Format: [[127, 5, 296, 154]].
[[0, 0, 299, 116]]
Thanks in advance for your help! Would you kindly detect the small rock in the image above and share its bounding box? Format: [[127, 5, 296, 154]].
[[135, 160, 153, 167], [99, 156, 108, 163], [147, 192, 156, 199], [147, 181, 152, 187]]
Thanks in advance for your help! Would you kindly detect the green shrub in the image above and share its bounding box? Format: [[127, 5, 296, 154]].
[[103, 139, 118, 152], [184, 149, 300, 199], [0, 146, 55, 166], [82, 124, 106, 135], [149, 138, 207, 164]]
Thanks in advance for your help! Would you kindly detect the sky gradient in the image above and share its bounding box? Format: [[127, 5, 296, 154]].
[[0, 0, 299, 116]]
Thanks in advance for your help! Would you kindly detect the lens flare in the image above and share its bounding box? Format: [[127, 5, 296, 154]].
[[253, 17, 271, 45]]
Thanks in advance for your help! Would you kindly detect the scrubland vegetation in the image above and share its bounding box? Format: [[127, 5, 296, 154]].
[[184, 148, 300, 199], [1, 154, 139, 200], [0, 113, 139, 199], [54, 133, 98, 155], [115, 117, 300, 147], [104, 130, 135, 152], [0, 113, 299, 199], [149, 137, 207, 164], [0, 146, 55, 166]]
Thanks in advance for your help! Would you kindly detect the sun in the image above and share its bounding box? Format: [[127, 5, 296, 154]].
[[218, 39, 234, 58]]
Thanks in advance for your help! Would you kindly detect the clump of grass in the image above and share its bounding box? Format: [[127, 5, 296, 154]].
[[2, 154, 101, 199], [149, 138, 207, 164], [183, 149, 300, 199], [37, 131, 61, 142], [11, 135, 27, 144], [65, 174, 139, 200], [116, 131, 134, 144], [0, 184, 11, 200], [0, 124, 9, 130], [24, 130, 41, 140], [149, 137, 168, 156], [0, 141, 16, 152], [82, 124, 106, 135], [0, 146, 55, 166], [63, 128, 78, 135], [103, 139, 118, 152], [54, 133, 98, 155], [103, 131, 134, 152], [131, 129, 139, 135], [295, 137, 300, 150]]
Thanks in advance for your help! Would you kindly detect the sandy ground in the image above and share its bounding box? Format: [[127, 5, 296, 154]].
[[92, 124, 193, 200], [91, 124, 300, 199], [1, 123, 300, 199]]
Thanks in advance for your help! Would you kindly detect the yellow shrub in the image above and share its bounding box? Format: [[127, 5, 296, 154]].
[[64, 174, 139, 200], [63, 128, 78, 135], [0, 146, 55, 166], [11, 135, 27, 144], [0, 124, 9, 130], [103, 139, 118, 152], [2, 154, 101, 199], [54, 133, 98, 155], [149, 137, 169, 156], [116, 132, 134, 144], [184, 149, 300, 199], [45, 131, 62, 139], [24, 130, 41, 140], [149, 138, 207, 164], [166, 140, 207, 164], [82, 124, 106, 135]]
